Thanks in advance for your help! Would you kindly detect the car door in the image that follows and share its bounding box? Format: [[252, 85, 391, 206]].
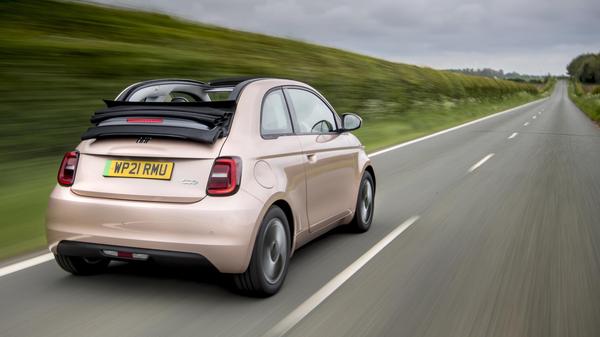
[[257, 87, 308, 230], [284, 87, 357, 232]]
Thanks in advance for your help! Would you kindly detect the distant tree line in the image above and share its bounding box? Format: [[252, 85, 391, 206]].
[[567, 52, 600, 83], [447, 68, 550, 83]]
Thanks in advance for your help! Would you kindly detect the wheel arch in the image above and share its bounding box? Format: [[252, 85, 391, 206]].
[[271, 199, 295, 254], [364, 165, 376, 191]]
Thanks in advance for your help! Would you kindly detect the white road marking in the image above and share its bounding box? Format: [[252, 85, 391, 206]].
[[369, 97, 548, 157], [524, 122, 529, 126], [263, 216, 420, 337], [532, 115, 537, 119], [0, 98, 550, 278], [0, 253, 53, 278], [468, 153, 495, 173], [508, 132, 518, 139], [538, 111, 542, 115]]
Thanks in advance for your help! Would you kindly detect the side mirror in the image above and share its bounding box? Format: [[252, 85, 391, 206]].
[[340, 113, 362, 132]]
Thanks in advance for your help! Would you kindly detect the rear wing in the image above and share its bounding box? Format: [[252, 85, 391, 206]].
[[81, 100, 236, 144]]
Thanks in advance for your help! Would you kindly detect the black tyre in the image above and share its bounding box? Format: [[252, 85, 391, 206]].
[[349, 171, 375, 232], [234, 205, 291, 297], [54, 254, 110, 275]]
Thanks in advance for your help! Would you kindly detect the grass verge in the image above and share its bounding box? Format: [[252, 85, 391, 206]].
[[568, 81, 600, 123]]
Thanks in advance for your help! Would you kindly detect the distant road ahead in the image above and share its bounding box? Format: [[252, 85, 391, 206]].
[[1, 81, 599, 337]]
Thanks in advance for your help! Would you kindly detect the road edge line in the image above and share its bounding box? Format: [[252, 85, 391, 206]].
[[0, 253, 53, 278]]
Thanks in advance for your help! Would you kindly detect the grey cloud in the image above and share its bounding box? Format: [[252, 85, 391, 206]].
[[89, 0, 600, 74]]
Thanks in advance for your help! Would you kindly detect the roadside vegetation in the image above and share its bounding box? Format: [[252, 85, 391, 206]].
[[0, 0, 552, 260], [569, 81, 600, 122], [447, 67, 551, 83], [567, 52, 600, 122], [567, 52, 600, 84]]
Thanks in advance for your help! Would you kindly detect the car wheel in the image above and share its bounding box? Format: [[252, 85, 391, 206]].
[[234, 205, 291, 297], [54, 254, 110, 275], [349, 171, 375, 232]]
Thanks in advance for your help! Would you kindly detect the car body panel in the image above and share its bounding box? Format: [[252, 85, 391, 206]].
[[77, 137, 226, 159], [296, 134, 357, 231], [72, 138, 226, 202], [47, 186, 263, 273], [71, 153, 213, 203]]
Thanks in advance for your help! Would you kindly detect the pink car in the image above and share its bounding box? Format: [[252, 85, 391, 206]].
[[46, 78, 375, 296]]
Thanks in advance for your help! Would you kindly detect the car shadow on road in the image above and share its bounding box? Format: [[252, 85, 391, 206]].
[[86, 259, 241, 296]]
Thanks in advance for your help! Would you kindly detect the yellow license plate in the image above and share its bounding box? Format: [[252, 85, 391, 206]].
[[103, 160, 174, 180]]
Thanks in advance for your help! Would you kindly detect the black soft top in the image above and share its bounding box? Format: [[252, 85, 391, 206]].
[[81, 78, 264, 144]]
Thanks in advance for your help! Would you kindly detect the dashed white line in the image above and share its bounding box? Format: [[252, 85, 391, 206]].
[[468, 153, 495, 173], [369, 97, 548, 157], [538, 111, 542, 115], [532, 115, 537, 119], [263, 216, 420, 337], [508, 132, 518, 139], [524, 122, 529, 126], [0, 253, 53, 278]]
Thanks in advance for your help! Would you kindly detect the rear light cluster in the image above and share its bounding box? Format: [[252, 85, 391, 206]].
[[207, 157, 242, 196], [58, 151, 79, 186]]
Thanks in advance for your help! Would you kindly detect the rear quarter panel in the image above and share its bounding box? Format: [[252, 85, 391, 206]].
[[218, 80, 310, 253]]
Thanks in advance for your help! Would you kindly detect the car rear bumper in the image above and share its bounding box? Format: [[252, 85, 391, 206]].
[[57, 240, 214, 267], [46, 186, 264, 273]]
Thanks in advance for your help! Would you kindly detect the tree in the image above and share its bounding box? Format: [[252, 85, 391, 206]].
[[567, 52, 600, 83]]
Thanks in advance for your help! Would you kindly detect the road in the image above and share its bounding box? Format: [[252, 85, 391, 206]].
[[1, 81, 600, 337]]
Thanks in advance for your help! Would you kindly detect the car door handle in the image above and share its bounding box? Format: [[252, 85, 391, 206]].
[[306, 153, 317, 163]]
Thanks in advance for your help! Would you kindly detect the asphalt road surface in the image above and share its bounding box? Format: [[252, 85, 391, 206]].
[[1, 81, 599, 337]]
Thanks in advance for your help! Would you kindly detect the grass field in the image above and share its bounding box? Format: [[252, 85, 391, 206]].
[[568, 81, 600, 123], [0, 0, 551, 260]]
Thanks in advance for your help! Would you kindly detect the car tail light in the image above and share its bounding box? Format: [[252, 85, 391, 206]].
[[207, 157, 242, 196], [58, 151, 79, 186]]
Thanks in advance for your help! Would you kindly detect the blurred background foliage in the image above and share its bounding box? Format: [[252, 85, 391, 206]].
[[0, 0, 549, 259]]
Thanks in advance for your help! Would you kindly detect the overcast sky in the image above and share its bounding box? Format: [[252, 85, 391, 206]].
[[90, 0, 600, 75]]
